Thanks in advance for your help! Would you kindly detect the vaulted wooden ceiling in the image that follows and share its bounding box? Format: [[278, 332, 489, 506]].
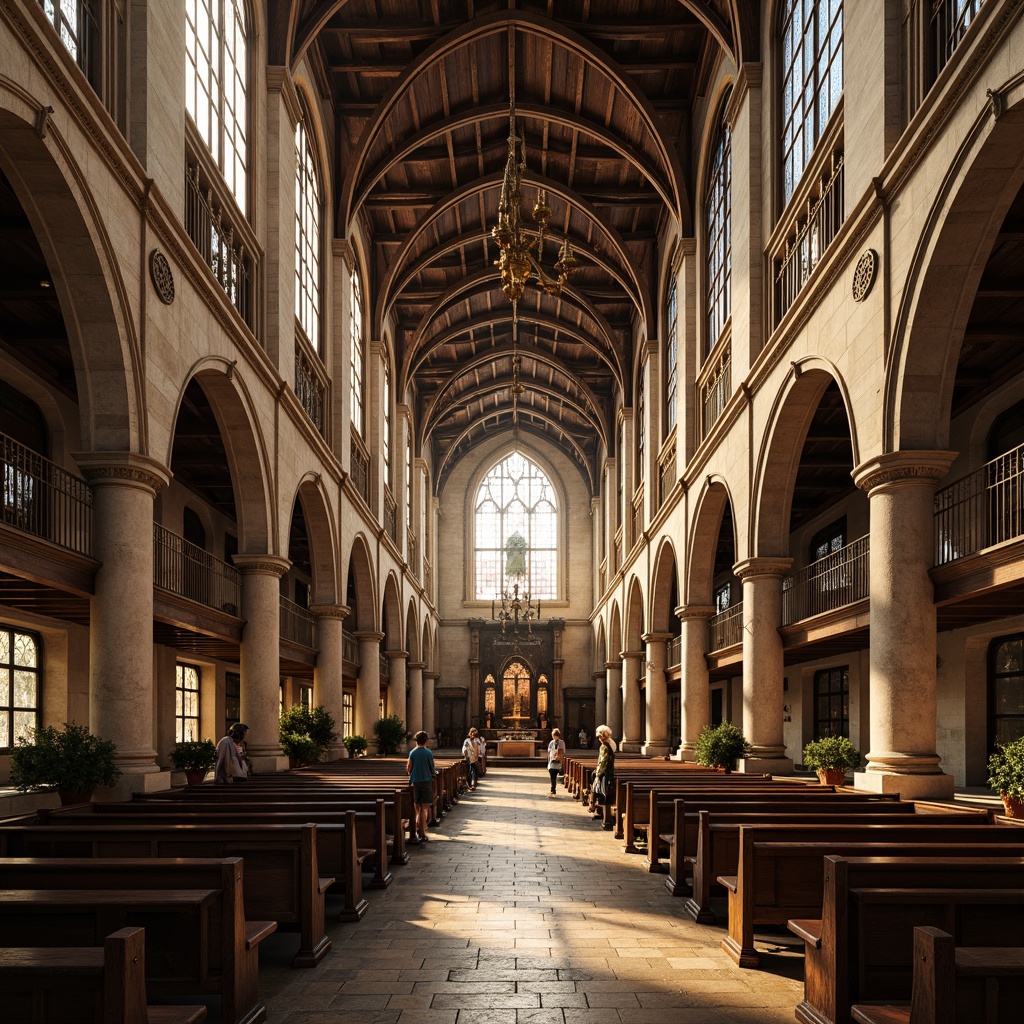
[[270, 0, 756, 493]]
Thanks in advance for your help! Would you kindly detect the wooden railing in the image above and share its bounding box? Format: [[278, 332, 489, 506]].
[[279, 595, 315, 648], [1, 432, 93, 557], [700, 340, 731, 438], [708, 602, 743, 652], [934, 442, 1024, 565], [153, 524, 241, 614], [350, 435, 369, 504], [782, 535, 869, 625]]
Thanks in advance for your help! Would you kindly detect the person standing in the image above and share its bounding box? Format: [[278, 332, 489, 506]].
[[592, 724, 616, 828], [475, 730, 487, 777], [215, 723, 249, 784], [406, 730, 436, 843], [546, 728, 566, 797], [462, 728, 480, 789], [578, 726, 588, 749]]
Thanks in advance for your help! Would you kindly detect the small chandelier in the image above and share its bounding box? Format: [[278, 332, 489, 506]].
[[492, 531, 541, 635], [491, 43, 577, 306]]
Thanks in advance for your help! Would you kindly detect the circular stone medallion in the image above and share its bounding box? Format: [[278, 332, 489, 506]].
[[149, 249, 175, 304], [852, 249, 877, 302]]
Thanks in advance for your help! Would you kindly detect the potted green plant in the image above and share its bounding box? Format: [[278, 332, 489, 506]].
[[374, 714, 407, 757], [802, 734, 861, 786], [10, 722, 122, 804], [343, 734, 367, 758], [168, 738, 218, 787], [693, 722, 749, 770], [279, 703, 337, 765], [279, 732, 320, 768], [988, 736, 1024, 818]]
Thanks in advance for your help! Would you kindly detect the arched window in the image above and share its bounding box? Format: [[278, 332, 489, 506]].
[[1, 624, 41, 749], [484, 675, 496, 715], [705, 108, 731, 351], [636, 360, 647, 480], [349, 267, 364, 435], [502, 660, 532, 721], [175, 662, 201, 743], [474, 453, 558, 601], [990, 635, 1024, 749], [780, 0, 843, 205], [383, 359, 392, 485], [664, 282, 678, 433], [186, 0, 249, 212], [294, 116, 322, 351]]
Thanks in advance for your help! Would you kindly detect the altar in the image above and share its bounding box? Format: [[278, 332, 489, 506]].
[[494, 729, 544, 759]]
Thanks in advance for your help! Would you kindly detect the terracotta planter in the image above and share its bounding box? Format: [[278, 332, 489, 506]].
[[56, 787, 94, 806], [816, 768, 848, 787], [1000, 793, 1024, 818], [184, 770, 208, 787]]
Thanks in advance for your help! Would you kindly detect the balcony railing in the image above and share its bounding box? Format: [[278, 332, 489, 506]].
[[599, 559, 607, 594], [185, 162, 256, 329], [280, 595, 315, 648], [384, 490, 397, 545], [658, 441, 676, 509], [342, 629, 359, 665], [782, 535, 869, 625], [667, 634, 682, 668], [934, 443, 1024, 565], [408, 528, 419, 578], [1, 433, 93, 557], [423, 559, 433, 596], [631, 486, 644, 546], [295, 346, 327, 438], [773, 152, 844, 324], [153, 524, 241, 614], [614, 526, 623, 571], [708, 602, 743, 652], [934, 0, 985, 74], [350, 436, 369, 504], [700, 340, 731, 438], [379, 653, 390, 682]]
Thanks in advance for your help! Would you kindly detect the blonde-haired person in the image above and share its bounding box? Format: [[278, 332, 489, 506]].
[[546, 728, 566, 797], [592, 725, 617, 829]]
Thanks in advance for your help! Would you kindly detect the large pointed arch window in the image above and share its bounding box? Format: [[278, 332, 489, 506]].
[[665, 282, 678, 433], [706, 108, 732, 351], [474, 453, 558, 601], [349, 268, 365, 436], [294, 116, 322, 351]]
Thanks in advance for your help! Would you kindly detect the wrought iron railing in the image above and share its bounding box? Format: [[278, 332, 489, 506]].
[[934, 443, 1024, 565], [153, 524, 241, 614], [708, 602, 743, 652], [614, 526, 623, 572], [408, 528, 419, 578], [782, 535, 869, 625], [667, 634, 682, 668], [599, 559, 607, 594], [700, 341, 731, 438], [379, 653, 390, 681], [295, 347, 327, 438], [185, 162, 256, 328], [342, 629, 359, 665], [774, 152, 844, 324], [423, 559, 433, 596], [384, 490, 397, 545], [1, 433, 92, 556], [631, 486, 644, 546], [280, 595, 315, 648], [350, 436, 369, 504], [934, 0, 985, 73], [658, 441, 676, 509]]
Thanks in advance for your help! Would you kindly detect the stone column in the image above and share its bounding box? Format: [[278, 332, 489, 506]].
[[388, 649, 408, 733], [678, 604, 715, 761], [734, 557, 794, 774], [75, 452, 171, 798], [356, 631, 384, 752], [641, 632, 672, 755], [423, 670, 437, 745], [310, 604, 348, 760], [407, 661, 425, 738], [234, 554, 291, 773], [605, 661, 622, 738], [852, 451, 956, 798], [620, 651, 644, 752], [593, 669, 607, 737]]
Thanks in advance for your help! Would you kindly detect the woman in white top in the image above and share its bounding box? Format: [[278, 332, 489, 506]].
[[546, 728, 566, 797]]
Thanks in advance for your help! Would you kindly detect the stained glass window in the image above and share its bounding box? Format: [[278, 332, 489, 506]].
[[474, 453, 557, 600], [502, 661, 532, 721], [0, 625, 40, 750], [175, 662, 201, 743]]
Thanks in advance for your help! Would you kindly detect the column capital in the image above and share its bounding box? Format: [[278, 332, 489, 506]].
[[387, 649, 409, 661], [733, 556, 792, 580], [604, 661, 621, 671], [676, 604, 716, 620], [642, 631, 673, 645], [620, 650, 645, 661], [355, 630, 385, 643], [73, 451, 171, 495], [408, 661, 426, 670], [853, 450, 957, 493], [231, 554, 291, 578], [308, 604, 350, 621], [423, 670, 439, 681]]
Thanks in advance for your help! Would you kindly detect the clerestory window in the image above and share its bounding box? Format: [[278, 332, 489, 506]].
[[665, 283, 678, 434], [350, 268, 365, 436], [705, 106, 732, 351], [294, 116, 322, 351]]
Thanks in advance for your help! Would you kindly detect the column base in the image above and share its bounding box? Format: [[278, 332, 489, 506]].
[[328, 743, 350, 760], [641, 742, 672, 757], [852, 768, 954, 800], [620, 741, 643, 753], [736, 756, 794, 776], [102, 769, 172, 801], [250, 754, 290, 774], [672, 743, 697, 762]]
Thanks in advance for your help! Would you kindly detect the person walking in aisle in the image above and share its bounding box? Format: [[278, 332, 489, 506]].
[[215, 723, 249, 784], [591, 724, 616, 828], [546, 728, 566, 797], [406, 730, 436, 843], [462, 727, 480, 789]]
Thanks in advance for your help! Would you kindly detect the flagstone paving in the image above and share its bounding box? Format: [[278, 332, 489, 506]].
[[261, 767, 803, 1023]]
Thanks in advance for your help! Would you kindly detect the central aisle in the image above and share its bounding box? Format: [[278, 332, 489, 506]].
[[263, 767, 802, 1023]]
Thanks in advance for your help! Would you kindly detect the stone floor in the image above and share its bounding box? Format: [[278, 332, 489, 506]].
[[258, 767, 804, 1024]]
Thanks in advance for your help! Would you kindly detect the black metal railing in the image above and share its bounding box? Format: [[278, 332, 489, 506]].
[[342, 629, 359, 665], [708, 602, 743, 652], [1, 433, 92, 556], [701, 342, 731, 438], [935, 443, 1024, 565], [350, 436, 369, 504], [295, 348, 326, 437], [280, 595, 315, 648], [384, 490, 397, 545], [659, 441, 676, 509], [782, 535, 869, 625], [153, 524, 241, 614], [934, 0, 985, 74], [667, 634, 682, 668], [185, 163, 256, 328]]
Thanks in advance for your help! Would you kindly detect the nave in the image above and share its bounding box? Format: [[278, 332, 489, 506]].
[[261, 767, 801, 1024]]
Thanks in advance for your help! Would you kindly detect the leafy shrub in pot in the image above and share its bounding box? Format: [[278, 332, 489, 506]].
[[988, 736, 1024, 817], [10, 722, 122, 800], [693, 722, 749, 770]]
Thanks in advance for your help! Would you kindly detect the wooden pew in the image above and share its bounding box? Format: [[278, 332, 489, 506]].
[[0, 856, 274, 1024], [788, 855, 1024, 1024], [0, 927, 207, 1024], [0, 822, 336, 967], [851, 926, 1024, 1024], [718, 825, 1024, 967], [49, 800, 393, 889]]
